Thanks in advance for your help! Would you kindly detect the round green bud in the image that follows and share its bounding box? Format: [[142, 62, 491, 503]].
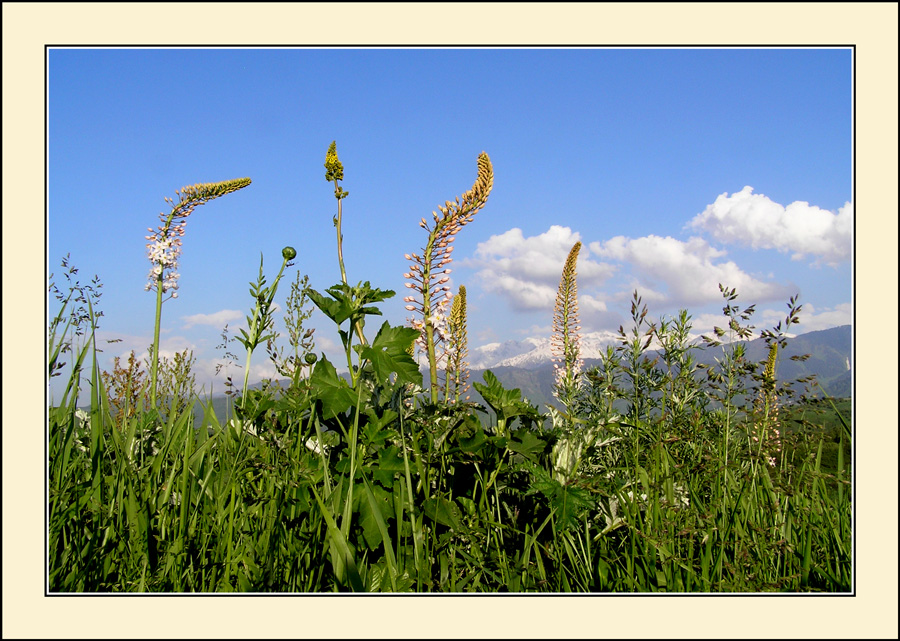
[[304, 353, 318, 365], [282, 246, 297, 261]]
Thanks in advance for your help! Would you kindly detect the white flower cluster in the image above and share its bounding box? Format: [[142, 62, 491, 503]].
[[144, 216, 186, 296], [407, 301, 452, 362]]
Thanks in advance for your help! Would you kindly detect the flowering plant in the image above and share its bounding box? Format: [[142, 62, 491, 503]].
[[145, 178, 251, 407]]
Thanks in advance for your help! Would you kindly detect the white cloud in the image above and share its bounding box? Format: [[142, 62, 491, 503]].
[[181, 309, 243, 330], [464, 225, 615, 311], [687, 186, 852, 266], [789, 302, 852, 333], [580, 294, 608, 314], [590, 234, 792, 308]]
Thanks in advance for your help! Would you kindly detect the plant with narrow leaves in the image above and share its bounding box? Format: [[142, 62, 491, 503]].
[[266, 271, 317, 384], [144, 177, 251, 408], [48, 254, 105, 402], [404, 152, 493, 403], [700, 284, 759, 469], [615, 290, 660, 424], [235, 248, 295, 412]]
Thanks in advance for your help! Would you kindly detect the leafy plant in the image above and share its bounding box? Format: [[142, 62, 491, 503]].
[[234, 247, 295, 412]]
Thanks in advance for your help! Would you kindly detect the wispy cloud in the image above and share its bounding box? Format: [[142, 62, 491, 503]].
[[687, 186, 852, 267], [181, 309, 243, 330]]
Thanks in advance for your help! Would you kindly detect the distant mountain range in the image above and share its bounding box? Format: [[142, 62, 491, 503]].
[[476, 324, 850, 412], [193, 325, 851, 423], [467, 331, 624, 371]]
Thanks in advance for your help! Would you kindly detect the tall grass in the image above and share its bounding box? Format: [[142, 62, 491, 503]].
[[47, 147, 852, 592]]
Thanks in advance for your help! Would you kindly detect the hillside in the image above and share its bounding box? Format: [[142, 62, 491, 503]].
[[185, 325, 850, 424]]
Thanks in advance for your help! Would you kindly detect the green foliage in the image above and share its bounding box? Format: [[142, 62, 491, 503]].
[[48, 150, 852, 594], [473, 370, 543, 435]]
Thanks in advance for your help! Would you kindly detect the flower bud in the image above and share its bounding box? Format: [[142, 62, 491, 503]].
[[282, 246, 297, 260]]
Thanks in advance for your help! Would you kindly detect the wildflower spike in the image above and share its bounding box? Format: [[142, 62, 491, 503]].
[[444, 284, 470, 403], [551, 241, 584, 412], [146, 176, 251, 409], [404, 152, 493, 404]]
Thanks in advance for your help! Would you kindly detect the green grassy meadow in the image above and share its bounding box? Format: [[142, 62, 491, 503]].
[[47, 147, 852, 593]]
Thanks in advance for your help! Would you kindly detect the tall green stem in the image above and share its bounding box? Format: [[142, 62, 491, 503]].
[[144, 177, 252, 410], [150, 274, 164, 408], [334, 187, 348, 286], [239, 254, 291, 412], [149, 209, 176, 410]]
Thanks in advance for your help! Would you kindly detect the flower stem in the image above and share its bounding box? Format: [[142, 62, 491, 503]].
[[149, 273, 164, 408], [335, 187, 347, 286]]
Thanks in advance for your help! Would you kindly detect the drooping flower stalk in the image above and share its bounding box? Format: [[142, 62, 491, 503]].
[[404, 152, 493, 403], [551, 241, 584, 413], [443, 285, 470, 404], [145, 178, 251, 408]]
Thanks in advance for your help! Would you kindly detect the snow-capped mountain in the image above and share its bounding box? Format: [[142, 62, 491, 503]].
[[468, 331, 623, 370]]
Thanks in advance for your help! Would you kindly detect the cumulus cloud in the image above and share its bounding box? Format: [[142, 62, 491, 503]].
[[590, 234, 793, 307], [464, 225, 616, 311], [181, 309, 243, 330], [687, 186, 852, 266], [787, 302, 852, 333]]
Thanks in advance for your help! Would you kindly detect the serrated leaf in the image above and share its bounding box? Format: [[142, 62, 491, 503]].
[[473, 370, 542, 426], [360, 321, 422, 387], [308, 357, 356, 419], [308, 287, 355, 326], [508, 429, 547, 462]]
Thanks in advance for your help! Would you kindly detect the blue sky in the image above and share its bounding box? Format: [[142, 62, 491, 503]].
[[47, 47, 853, 400]]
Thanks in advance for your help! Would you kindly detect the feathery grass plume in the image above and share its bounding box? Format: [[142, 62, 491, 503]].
[[443, 284, 470, 403], [146, 177, 251, 408], [551, 241, 584, 412], [404, 152, 493, 403]]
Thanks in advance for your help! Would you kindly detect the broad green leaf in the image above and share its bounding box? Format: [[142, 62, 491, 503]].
[[423, 497, 462, 531], [458, 426, 488, 453], [307, 286, 355, 326], [360, 321, 422, 387], [473, 370, 542, 427], [308, 357, 356, 419], [508, 429, 547, 462]]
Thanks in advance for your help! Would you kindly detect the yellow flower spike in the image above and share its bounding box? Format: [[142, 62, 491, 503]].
[[551, 241, 583, 412], [444, 285, 470, 403]]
